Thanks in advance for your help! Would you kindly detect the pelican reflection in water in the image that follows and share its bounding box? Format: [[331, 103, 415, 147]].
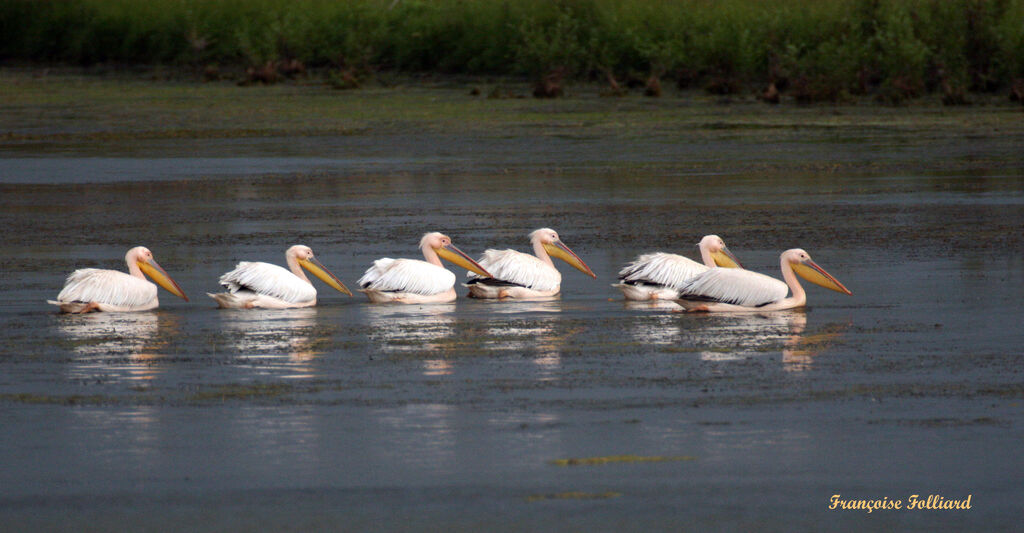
[[782, 319, 849, 372], [57, 312, 176, 474], [362, 304, 457, 374], [217, 307, 328, 378], [58, 311, 177, 383], [621, 302, 690, 345], [694, 312, 809, 363], [479, 300, 568, 377], [676, 311, 847, 371]]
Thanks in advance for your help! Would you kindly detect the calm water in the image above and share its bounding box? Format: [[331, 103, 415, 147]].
[[1, 130, 1023, 531]]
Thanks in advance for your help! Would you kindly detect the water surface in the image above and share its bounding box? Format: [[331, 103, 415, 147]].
[[1, 107, 1023, 531]]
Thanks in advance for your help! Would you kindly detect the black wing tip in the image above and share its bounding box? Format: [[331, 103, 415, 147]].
[[468, 278, 526, 288], [679, 293, 770, 307], [619, 279, 668, 288]]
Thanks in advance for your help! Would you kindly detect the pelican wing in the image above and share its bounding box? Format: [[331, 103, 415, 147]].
[[56, 268, 157, 308], [677, 268, 789, 307], [358, 258, 455, 296], [618, 253, 707, 289], [467, 249, 561, 291], [218, 261, 316, 304]]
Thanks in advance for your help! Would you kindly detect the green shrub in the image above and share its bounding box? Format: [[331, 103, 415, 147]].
[[1, 0, 1022, 97]]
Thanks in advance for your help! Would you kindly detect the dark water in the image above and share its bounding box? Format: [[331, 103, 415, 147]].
[[1, 132, 1023, 531]]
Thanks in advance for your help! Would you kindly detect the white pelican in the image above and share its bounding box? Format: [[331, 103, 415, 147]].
[[358, 232, 491, 303], [48, 246, 188, 313], [464, 228, 596, 299], [612, 235, 742, 300], [208, 245, 351, 309], [677, 248, 852, 312]]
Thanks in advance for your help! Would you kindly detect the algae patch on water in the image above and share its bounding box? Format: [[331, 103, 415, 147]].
[[0, 393, 116, 406], [526, 491, 622, 502], [186, 382, 300, 403], [549, 454, 696, 467]]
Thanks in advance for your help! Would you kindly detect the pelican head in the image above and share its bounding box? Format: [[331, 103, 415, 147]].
[[127, 246, 189, 301], [530, 228, 596, 278], [784, 248, 852, 295], [287, 244, 352, 296], [699, 234, 742, 268], [421, 232, 491, 277]]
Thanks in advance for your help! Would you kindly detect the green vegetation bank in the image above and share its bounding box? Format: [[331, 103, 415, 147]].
[[3, 0, 1024, 102]]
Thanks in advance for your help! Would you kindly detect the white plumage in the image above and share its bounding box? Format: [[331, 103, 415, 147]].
[[676, 249, 852, 312], [208, 245, 349, 309], [358, 258, 456, 296], [358, 232, 491, 304], [54, 268, 158, 310], [48, 246, 187, 313], [613, 235, 741, 301], [464, 228, 594, 300], [467, 249, 562, 292], [617, 252, 707, 289], [677, 268, 789, 307], [216, 261, 318, 304]]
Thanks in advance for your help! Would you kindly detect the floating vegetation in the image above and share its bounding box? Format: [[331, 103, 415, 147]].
[[526, 491, 622, 502], [186, 382, 298, 403], [867, 417, 1008, 428], [0, 393, 115, 406], [549, 454, 696, 467]]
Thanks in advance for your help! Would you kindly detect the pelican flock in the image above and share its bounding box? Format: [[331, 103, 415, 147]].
[[47, 235, 853, 314], [208, 245, 351, 309], [465, 228, 596, 300], [48, 246, 188, 313], [358, 232, 491, 303], [613, 234, 742, 300], [676, 248, 852, 312]]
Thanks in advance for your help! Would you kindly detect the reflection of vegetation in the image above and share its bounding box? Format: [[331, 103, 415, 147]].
[[549, 454, 696, 466], [2, 0, 1023, 99]]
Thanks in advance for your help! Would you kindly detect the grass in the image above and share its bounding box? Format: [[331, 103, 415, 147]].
[[2, 0, 1024, 102]]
